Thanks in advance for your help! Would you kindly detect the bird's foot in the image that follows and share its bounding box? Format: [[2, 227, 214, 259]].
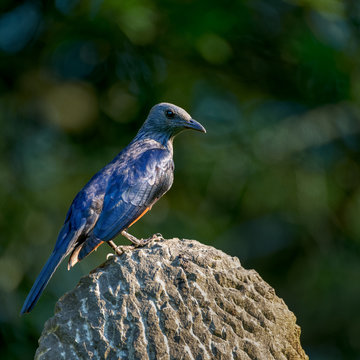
[[107, 241, 135, 259], [150, 233, 163, 242], [121, 230, 163, 247], [137, 232, 164, 246], [107, 232, 164, 258], [107, 240, 132, 256]]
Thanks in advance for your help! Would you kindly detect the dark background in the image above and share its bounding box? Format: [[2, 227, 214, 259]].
[[1, 0, 360, 359]]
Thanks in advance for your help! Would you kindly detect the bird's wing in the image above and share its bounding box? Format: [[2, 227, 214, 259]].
[[92, 147, 173, 242], [53, 166, 112, 255], [21, 169, 111, 312]]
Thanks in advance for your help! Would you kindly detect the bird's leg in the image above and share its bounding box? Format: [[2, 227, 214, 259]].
[[121, 230, 162, 247], [121, 230, 148, 246], [107, 240, 129, 255], [107, 232, 164, 257]]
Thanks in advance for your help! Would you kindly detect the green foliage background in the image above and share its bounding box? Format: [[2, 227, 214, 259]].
[[1, 0, 360, 358]]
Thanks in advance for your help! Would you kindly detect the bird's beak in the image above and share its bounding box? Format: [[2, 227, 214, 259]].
[[185, 118, 206, 133]]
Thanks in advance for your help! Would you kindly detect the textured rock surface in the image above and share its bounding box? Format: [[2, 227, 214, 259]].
[[35, 238, 308, 360]]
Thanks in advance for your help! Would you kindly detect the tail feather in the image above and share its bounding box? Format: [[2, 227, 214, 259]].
[[20, 249, 67, 314]]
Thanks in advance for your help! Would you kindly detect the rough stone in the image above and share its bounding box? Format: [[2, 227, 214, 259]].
[[35, 238, 308, 360]]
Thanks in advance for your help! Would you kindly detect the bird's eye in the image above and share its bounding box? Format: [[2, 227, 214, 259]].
[[165, 109, 175, 119]]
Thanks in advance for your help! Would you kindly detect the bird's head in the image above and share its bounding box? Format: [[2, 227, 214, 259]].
[[142, 103, 206, 141]]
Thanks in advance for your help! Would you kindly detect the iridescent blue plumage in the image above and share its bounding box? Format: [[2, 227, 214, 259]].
[[21, 102, 206, 314]]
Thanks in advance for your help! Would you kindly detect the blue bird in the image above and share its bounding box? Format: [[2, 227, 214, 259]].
[[21, 103, 206, 314]]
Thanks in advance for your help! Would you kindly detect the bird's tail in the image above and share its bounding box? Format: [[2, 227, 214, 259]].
[[20, 248, 67, 314]]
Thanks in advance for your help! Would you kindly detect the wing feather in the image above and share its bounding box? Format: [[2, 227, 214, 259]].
[[92, 148, 173, 241]]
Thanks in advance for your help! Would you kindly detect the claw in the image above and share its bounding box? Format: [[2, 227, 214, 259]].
[[107, 240, 134, 256], [117, 245, 134, 253], [114, 246, 124, 256], [118, 230, 164, 249]]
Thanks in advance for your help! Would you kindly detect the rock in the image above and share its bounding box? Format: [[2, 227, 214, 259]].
[[35, 238, 308, 360]]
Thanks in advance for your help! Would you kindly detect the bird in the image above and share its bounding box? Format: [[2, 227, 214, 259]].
[[21, 102, 206, 314]]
